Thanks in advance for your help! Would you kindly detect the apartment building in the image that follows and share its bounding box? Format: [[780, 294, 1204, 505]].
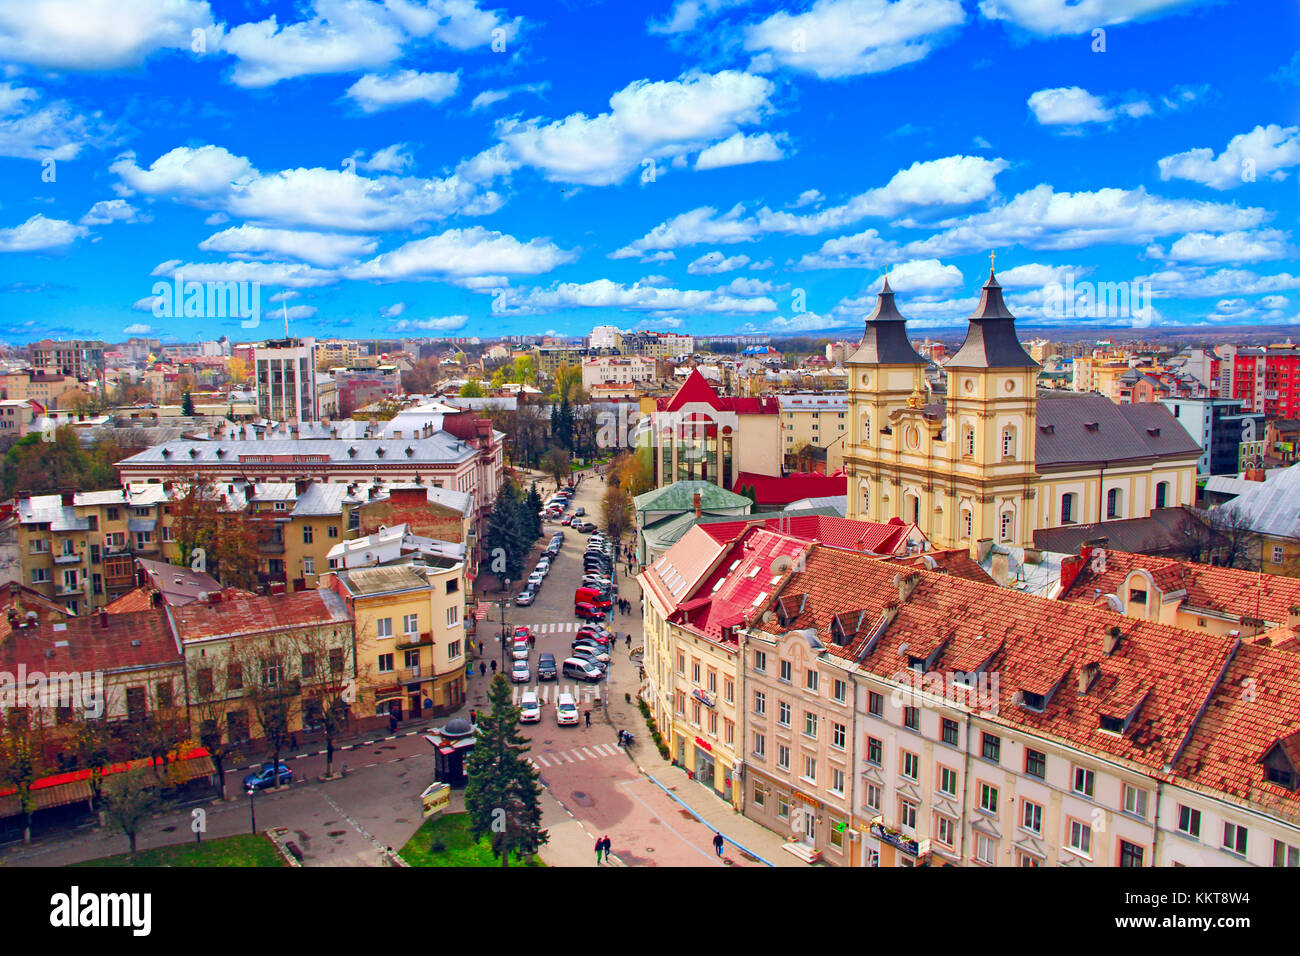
[[29, 339, 105, 379], [1162, 396, 1265, 475], [1230, 345, 1300, 419], [255, 337, 318, 423], [581, 355, 657, 392], [0, 399, 35, 438], [778, 392, 850, 473]]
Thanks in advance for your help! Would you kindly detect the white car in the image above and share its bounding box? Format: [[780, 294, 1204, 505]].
[[527, 570, 545, 588], [510, 659, 530, 683], [556, 693, 579, 726], [519, 692, 541, 723], [536, 557, 551, 574], [511, 640, 530, 661]]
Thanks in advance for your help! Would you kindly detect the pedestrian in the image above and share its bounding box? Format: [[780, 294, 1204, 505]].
[[529, 633, 536, 648], [595, 837, 603, 865], [626, 633, 631, 649], [584, 709, 591, 728], [601, 835, 612, 862], [713, 832, 724, 857], [480, 662, 487, 677], [470, 709, 478, 724], [490, 660, 497, 674]]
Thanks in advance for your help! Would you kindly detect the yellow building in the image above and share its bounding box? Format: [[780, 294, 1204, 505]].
[[844, 273, 1200, 550], [778, 393, 850, 472]]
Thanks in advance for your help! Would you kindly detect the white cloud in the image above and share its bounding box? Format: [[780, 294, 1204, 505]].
[[269, 290, 300, 302], [346, 69, 460, 111], [903, 184, 1269, 257], [1027, 86, 1112, 125], [1152, 229, 1291, 265], [493, 278, 777, 315], [687, 251, 751, 274], [199, 225, 378, 267], [0, 82, 100, 161], [355, 143, 415, 173], [720, 276, 785, 297], [977, 0, 1205, 36], [393, 315, 470, 331], [795, 228, 898, 270], [150, 258, 338, 288], [640, 274, 672, 286], [1158, 125, 1300, 190], [280, 304, 318, 320], [114, 144, 502, 231], [0, 0, 214, 69], [345, 226, 578, 280], [879, 258, 963, 291], [123, 322, 155, 334], [790, 189, 823, 208], [695, 131, 785, 170], [0, 214, 87, 252], [80, 199, 146, 226], [496, 69, 776, 186], [744, 0, 965, 80], [648, 0, 749, 34], [614, 154, 1008, 256], [767, 311, 846, 331], [383, 0, 522, 50], [1138, 267, 1300, 299], [381, 301, 407, 317], [470, 82, 548, 112]]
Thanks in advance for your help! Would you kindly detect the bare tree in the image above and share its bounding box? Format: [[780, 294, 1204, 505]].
[[102, 767, 159, 857], [231, 635, 301, 787], [294, 626, 360, 780], [186, 654, 242, 800]]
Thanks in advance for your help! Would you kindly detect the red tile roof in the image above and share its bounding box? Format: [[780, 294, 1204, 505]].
[[887, 548, 997, 585], [1060, 547, 1300, 626], [170, 590, 350, 643], [656, 369, 778, 415], [732, 471, 847, 505], [103, 587, 153, 614], [0, 608, 181, 673], [699, 514, 919, 555]]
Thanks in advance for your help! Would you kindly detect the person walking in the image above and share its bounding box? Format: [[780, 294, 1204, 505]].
[[528, 633, 536, 648], [713, 832, 724, 858], [470, 709, 478, 725], [626, 633, 632, 650], [490, 660, 497, 674], [584, 709, 591, 728], [595, 837, 604, 865], [479, 662, 487, 677], [601, 835, 612, 863]]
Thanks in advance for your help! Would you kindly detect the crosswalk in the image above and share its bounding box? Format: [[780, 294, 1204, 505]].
[[519, 621, 583, 634], [528, 742, 623, 769], [512, 683, 602, 704]]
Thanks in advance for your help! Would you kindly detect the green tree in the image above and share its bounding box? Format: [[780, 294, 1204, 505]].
[[463, 675, 548, 867], [460, 379, 485, 398], [484, 483, 527, 588], [541, 446, 571, 491], [602, 483, 634, 547], [181, 390, 195, 416], [102, 767, 159, 857], [524, 484, 545, 540]]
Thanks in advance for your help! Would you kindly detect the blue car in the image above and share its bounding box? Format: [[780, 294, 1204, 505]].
[[244, 761, 293, 791]]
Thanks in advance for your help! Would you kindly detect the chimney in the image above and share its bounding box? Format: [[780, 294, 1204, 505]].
[[151, 590, 163, 607], [1077, 661, 1100, 694], [1059, 554, 1085, 593], [61, 490, 74, 506], [99, 610, 109, 629], [975, 538, 994, 563], [1103, 625, 1122, 656], [894, 571, 921, 604], [991, 551, 1010, 588], [693, 491, 702, 518]]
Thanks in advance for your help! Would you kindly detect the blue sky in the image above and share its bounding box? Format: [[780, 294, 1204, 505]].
[[0, 0, 1297, 345]]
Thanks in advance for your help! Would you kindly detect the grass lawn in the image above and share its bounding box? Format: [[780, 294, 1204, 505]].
[[74, 834, 287, 868], [400, 812, 545, 867]]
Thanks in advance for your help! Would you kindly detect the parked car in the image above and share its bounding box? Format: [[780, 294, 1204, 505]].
[[537, 653, 558, 681], [536, 557, 551, 574], [514, 625, 533, 639], [519, 692, 541, 723], [574, 506, 585, 517], [244, 762, 293, 791], [515, 589, 535, 607], [561, 515, 574, 526], [571, 640, 611, 663], [576, 625, 611, 643], [575, 586, 613, 610], [583, 556, 612, 570], [556, 692, 580, 724], [574, 601, 605, 621], [510, 659, 530, 683], [562, 658, 604, 682], [511, 640, 530, 661], [583, 575, 613, 589], [527, 570, 545, 588], [575, 521, 597, 533]]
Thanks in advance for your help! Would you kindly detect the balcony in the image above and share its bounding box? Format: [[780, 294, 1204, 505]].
[[56, 582, 84, 596], [258, 540, 285, 555], [53, 551, 82, 565], [870, 819, 920, 857], [399, 666, 427, 684], [396, 632, 433, 650]]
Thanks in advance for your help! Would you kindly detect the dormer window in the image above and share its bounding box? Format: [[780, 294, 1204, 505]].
[[1021, 691, 1046, 712], [1267, 767, 1295, 788], [1129, 588, 1147, 605], [1099, 714, 1126, 733]]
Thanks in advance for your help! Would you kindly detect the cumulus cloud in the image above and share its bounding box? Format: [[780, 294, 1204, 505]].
[[0, 82, 103, 161], [687, 251, 752, 274], [1158, 125, 1300, 190], [1137, 267, 1300, 299], [470, 82, 548, 112], [149, 258, 338, 288], [491, 278, 778, 315], [354, 143, 415, 173], [393, 315, 470, 331], [1150, 229, 1291, 265], [978, 0, 1205, 36], [495, 70, 776, 186], [1027, 87, 1113, 125], [80, 199, 146, 226], [648, 0, 749, 34], [123, 322, 155, 334], [345, 226, 578, 280], [795, 228, 899, 270], [0, 214, 88, 252], [0, 0, 215, 69], [744, 0, 965, 79], [878, 258, 963, 291], [346, 70, 460, 111], [199, 225, 378, 267], [381, 301, 407, 317], [695, 131, 785, 170]]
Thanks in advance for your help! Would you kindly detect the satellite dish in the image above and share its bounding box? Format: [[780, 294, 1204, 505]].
[[770, 556, 792, 574]]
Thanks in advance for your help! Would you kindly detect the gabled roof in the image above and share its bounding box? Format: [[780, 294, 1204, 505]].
[[1035, 392, 1200, 468], [171, 589, 351, 643], [655, 368, 778, 414], [733, 471, 847, 505], [0, 608, 181, 673], [633, 479, 752, 514], [698, 513, 922, 556]]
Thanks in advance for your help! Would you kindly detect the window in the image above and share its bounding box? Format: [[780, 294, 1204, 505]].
[[753, 650, 766, 673], [1177, 805, 1201, 838], [902, 751, 919, 780], [301, 653, 317, 679], [1020, 800, 1043, 835], [963, 426, 975, 457], [978, 783, 998, 815], [1129, 588, 1147, 606], [303, 556, 315, 575], [1106, 487, 1122, 519], [1025, 748, 1046, 778], [31, 568, 49, 584], [802, 755, 817, 783], [903, 706, 919, 731], [939, 766, 957, 797], [227, 663, 243, 691], [724, 678, 734, 704], [676, 652, 685, 676], [1061, 492, 1076, 524], [829, 819, 844, 848], [753, 785, 765, 808], [1273, 840, 1300, 867], [941, 718, 958, 746], [1017, 850, 1043, 867], [376, 617, 393, 639], [1067, 819, 1093, 857], [328, 525, 339, 538], [832, 722, 846, 750], [776, 792, 789, 820], [692, 659, 701, 684], [752, 733, 766, 759], [448, 641, 461, 658], [691, 700, 701, 727], [303, 525, 313, 544], [779, 660, 792, 683], [404, 649, 420, 669], [1273, 545, 1285, 565], [777, 701, 791, 726], [999, 510, 1013, 542], [29, 538, 49, 554], [936, 814, 956, 848], [803, 712, 818, 739], [1223, 822, 1248, 856], [156, 681, 173, 707], [1001, 426, 1015, 458], [899, 798, 917, 830], [1155, 482, 1169, 509], [868, 691, 883, 716], [832, 679, 846, 703], [446, 578, 459, 594], [805, 669, 819, 692], [707, 668, 717, 693], [866, 736, 882, 766], [753, 690, 766, 716], [724, 718, 734, 746], [404, 613, 419, 635], [1119, 841, 1145, 867], [1123, 784, 1148, 819], [777, 745, 790, 771], [446, 606, 459, 627], [377, 654, 394, 673], [962, 509, 973, 540], [975, 833, 997, 865], [1072, 766, 1095, 798], [865, 783, 881, 812]]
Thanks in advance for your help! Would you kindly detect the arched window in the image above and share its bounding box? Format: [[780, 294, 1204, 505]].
[[905, 493, 920, 525], [962, 425, 975, 458], [962, 509, 973, 540], [1000, 510, 1014, 542], [1001, 425, 1016, 459], [1106, 488, 1123, 519], [1155, 481, 1169, 509], [862, 413, 871, 445], [1061, 493, 1076, 524]]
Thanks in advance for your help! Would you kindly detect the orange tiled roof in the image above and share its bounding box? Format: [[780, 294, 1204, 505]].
[[103, 587, 153, 614], [1061, 548, 1300, 626], [170, 590, 350, 643]]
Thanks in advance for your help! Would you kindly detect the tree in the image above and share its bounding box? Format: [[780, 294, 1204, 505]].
[[233, 635, 300, 787], [295, 627, 359, 780], [181, 390, 195, 416], [484, 483, 528, 589], [524, 484, 544, 540], [463, 675, 548, 867], [227, 356, 248, 384], [614, 448, 654, 498], [602, 483, 633, 548], [0, 708, 45, 843], [71, 719, 113, 808], [186, 653, 241, 800], [102, 767, 159, 857], [460, 379, 485, 398], [1206, 506, 1261, 570], [169, 475, 260, 589], [541, 446, 571, 491]]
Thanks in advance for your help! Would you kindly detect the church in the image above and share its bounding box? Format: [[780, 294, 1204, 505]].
[[843, 268, 1201, 550]]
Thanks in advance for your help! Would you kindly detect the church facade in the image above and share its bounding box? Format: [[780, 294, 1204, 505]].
[[844, 271, 1200, 551]]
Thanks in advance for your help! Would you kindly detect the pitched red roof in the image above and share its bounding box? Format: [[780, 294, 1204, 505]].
[[656, 369, 778, 414], [171, 590, 350, 643], [0, 608, 181, 673], [103, 587, 153, 614], [733, 471, 846, 505], [699, 514, 919, 555]]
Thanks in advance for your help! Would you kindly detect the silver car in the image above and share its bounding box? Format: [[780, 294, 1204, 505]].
[[510, 659, 530, 683]]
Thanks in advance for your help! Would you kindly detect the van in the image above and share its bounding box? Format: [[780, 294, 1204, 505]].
[[563, 658, 604, 682], [575, 586, 611, 608], [556, 692, 579, 725]]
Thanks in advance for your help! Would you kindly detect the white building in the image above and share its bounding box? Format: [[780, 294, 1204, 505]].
[[255, 337, 318, 423]]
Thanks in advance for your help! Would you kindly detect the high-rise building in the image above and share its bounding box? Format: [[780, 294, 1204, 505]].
[[255, 337, 318, 423]]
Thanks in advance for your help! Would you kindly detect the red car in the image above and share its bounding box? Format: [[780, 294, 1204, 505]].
[[513, 626, 533, 640], [574, 602, 606, 621], [561, 514, 574, 526]]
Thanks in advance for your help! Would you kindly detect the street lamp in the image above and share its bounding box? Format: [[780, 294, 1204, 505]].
[[246, 785, 256, 835]]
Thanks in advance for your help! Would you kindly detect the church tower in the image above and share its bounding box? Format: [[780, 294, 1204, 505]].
[[844, 277, 928, 524], [940, 267, 1040, 549]]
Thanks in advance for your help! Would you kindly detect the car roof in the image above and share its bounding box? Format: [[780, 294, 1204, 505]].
[[539, 652, 556, 661], [521, 691, 538, 703], [557, 692, 576, 705]]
